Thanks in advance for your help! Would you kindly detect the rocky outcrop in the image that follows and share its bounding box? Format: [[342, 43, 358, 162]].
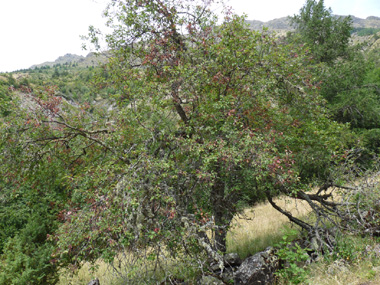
[[202, 247, 279, 285], [234, 247, 279, 285], [224, 253, 242, 267]]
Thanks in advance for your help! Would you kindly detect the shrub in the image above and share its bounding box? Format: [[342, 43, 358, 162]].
[[0, 215, 58, 285], [275, 230, 310, 284]]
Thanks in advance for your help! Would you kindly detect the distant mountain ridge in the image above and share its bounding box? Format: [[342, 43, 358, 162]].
[[26, 15, 380, 69], [30, 52, 107, 69], [246, 15, 380, 31]]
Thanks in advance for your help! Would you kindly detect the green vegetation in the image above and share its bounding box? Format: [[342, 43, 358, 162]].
[[290, 0, 380, 156], [10, 62, 108, 103], [1, 0, 380, 284], [352, 27, 380, 36], [306, 235, 380, 284], [290, 0, 352, 64], [0, 76, 11, 116], [275, 230, 311, 284]]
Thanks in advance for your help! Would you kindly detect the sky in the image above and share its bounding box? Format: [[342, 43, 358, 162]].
[[0, 0, 379, 73]]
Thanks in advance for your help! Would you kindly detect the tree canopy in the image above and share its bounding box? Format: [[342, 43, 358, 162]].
[[290, 0, 352, 64], [1, 0, 373, 283], [57, 0, 348, 262]]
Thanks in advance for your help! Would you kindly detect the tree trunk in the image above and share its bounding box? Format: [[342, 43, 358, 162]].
[[211, 165, 227, 253]]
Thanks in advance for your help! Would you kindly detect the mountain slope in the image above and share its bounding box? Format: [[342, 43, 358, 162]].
[[30, 52, 108, 69], [246, 15, 380, 31]]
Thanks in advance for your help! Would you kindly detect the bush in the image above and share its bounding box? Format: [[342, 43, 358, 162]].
[[362, 128, 380, 153], [0, 215, 58, 285], [275, 230, 310, 284]]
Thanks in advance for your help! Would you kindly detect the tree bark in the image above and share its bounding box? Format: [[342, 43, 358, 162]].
[[211, 165, 228, 253]]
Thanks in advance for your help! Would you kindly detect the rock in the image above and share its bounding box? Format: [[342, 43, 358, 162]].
[[224, 252, 242, 267], [234, 247, 279, 285], [87, 278, 100, 285], [208, 253, 241, 284], [198, 275, 224, 285], [220, 267, 235, 283]]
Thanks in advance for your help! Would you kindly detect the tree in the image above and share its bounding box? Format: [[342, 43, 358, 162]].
[[290, 0, 380, 157], [1, 0, 354, 282], [290, 0, 352, 64], [73, 0, 348, 256], [321, 50, 380, 129]]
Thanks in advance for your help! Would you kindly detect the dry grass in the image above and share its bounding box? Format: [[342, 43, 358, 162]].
[[58, 260, 120, 285], [227, 196, 311, 258], [306, 259, 380, 285], [58, 249, 201, 284]]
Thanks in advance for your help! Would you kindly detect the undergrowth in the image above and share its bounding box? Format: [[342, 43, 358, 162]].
[[305, 234, 380, 285], [58, 197, 380, 284]]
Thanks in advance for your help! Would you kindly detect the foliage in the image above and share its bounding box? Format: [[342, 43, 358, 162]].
[[317, 44, 380, 154], [8, 62, 106, 103], [352, 27, 380, 37], [290, 1, 380, 155], [0, 86, 77, 282], [0, 0, 372, 282], [328, 234, 367, 263], [0, 219, 58, 285], [362, 128, 380, 153], [306, 235, 380, 284], [290, 0, 352, 64], [36, 4, 354, 281], [275, 229, 310, 284], [0, 75, 14, 117]]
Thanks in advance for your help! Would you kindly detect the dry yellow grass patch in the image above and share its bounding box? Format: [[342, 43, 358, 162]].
[[306, 259, 380, 285], [58, 249, 200, 284], [57, 258, 125, 285], [227, 196, 312, 257]]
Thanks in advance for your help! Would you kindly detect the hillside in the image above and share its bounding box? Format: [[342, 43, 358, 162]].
[[7, 15, 376, 72], [1, 51, 112, 104], [29, 52, 108, 69], [246, 15, 380, 32]]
